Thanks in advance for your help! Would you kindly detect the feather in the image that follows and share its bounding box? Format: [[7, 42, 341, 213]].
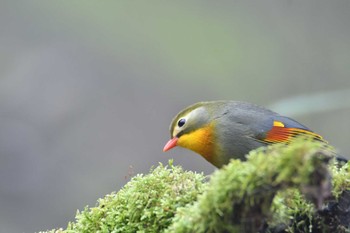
[[263, 120, 325, 144]]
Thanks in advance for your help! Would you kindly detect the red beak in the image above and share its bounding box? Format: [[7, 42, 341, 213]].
[[163, 137, 178, 152]]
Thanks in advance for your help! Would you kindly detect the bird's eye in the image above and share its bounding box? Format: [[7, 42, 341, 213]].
[[177, 118, 186, 127]]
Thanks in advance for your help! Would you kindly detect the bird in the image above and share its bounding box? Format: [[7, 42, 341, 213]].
[[163, 100, 346, 168]]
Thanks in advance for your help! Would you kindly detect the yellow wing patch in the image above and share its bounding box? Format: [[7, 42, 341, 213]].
[[273, 121, 285, 127]]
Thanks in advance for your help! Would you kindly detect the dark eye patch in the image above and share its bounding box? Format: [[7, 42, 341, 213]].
[[178, 118, 186, 127]]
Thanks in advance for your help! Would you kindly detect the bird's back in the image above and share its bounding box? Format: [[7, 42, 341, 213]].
[[210, 101, 318, 162]]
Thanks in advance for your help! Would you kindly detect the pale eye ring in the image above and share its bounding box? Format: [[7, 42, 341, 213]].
[[177, 118, 186, 127]]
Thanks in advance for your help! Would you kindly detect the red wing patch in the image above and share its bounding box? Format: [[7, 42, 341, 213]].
[[263, 121, 325, 144]]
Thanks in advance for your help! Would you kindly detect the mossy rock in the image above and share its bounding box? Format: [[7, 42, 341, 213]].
[[40, 140, 350, 233]]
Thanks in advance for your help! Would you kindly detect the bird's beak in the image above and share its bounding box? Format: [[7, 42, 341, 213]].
[[163, 137, 178, 152]]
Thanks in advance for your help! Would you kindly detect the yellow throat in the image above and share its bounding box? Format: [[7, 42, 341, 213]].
[[177, 124, 216, 164]]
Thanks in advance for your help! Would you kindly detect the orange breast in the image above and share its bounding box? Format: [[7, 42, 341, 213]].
[[177, 124, 215, 163]]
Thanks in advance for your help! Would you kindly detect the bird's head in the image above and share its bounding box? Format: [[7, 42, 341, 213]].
[[163, 102, 220, 166]]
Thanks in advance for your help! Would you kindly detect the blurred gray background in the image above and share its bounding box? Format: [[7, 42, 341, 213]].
[[1, 1, 350, 232]]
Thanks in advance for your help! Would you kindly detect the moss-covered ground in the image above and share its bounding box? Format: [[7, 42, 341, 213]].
[[40, 139, 350, 233]]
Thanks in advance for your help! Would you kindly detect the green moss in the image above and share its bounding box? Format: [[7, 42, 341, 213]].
[[260, 156, 350, 233], [269, 189, 316, 233], [330, 160, 350, 199], [166, 139, 333, 232], [41, 140, 349, 233], [62, 161, 206, 233]]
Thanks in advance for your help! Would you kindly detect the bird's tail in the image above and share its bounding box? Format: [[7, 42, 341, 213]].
[[335, 154, 349, 163]]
